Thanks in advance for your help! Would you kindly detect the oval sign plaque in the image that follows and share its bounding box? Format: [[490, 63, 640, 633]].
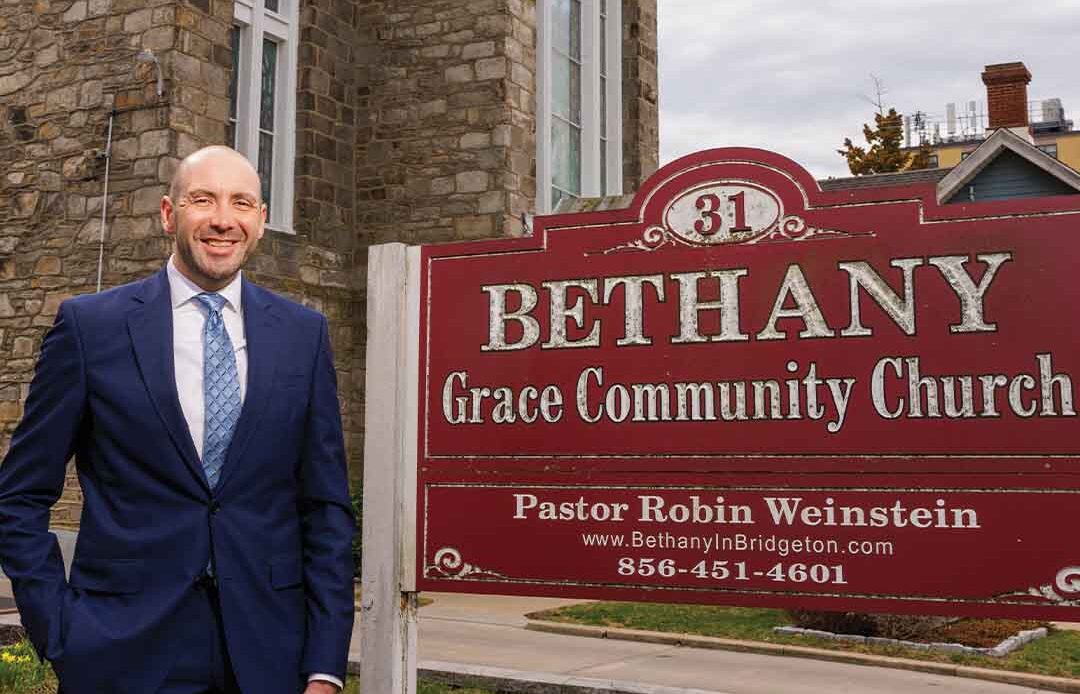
[[664, 182, 783, 245]]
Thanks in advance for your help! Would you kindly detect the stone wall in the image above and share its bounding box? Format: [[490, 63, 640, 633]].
[[0, 0, 365, 526], [353, 0, 535, 250], [621, 0, 659, 194]]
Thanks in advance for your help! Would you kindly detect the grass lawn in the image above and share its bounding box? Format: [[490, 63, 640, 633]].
[[528, 602, 1080, 680], [0, 654, 497, 694]]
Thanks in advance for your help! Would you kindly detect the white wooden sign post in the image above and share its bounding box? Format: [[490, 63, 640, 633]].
[[361, 243, 421, 694]]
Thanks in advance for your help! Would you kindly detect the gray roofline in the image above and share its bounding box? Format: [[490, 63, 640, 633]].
[[935, 129, 1080, 204]]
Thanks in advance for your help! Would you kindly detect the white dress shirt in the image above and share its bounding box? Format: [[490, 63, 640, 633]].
[[167, 257, 248, 459], [166, 257, 342, 691]]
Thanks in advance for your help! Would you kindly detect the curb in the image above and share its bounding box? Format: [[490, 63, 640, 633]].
[[421, 660, 725, 694], [526, 619, 1080, 694], [346, 659, 724, 694]]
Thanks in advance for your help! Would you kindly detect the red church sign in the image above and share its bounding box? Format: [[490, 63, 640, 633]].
[[413, 148, 1080, 618]]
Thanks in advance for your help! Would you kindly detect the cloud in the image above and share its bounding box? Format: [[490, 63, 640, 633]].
[[658, 0, 1080, 178]]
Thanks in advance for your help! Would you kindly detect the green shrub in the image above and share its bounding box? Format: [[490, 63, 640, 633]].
[[0, 640, 52, 692]]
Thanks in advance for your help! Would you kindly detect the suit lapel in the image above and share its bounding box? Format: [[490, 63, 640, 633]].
[[215, 281, 280, 492], [127, 270, 208, 492]]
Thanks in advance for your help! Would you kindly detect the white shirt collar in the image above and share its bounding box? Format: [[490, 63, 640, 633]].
[[166, 255, 243, 313]]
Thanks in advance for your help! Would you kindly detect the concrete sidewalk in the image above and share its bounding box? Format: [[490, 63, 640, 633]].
[[1, 582, 1075, 693], [401, 592, 1077, 694]]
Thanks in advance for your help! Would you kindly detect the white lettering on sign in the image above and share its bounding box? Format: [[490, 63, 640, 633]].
[[442, 353, 1075, 432], [870, 353, 1074, 420], [762, 497, 980, 529], [512, 494, 629, 521], [509, 492, 981, 530], [574, 362, 856, 433], [480, 253, 1013, 352], [442, 371, 564, 425]]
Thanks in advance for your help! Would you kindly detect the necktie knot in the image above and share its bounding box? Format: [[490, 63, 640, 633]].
[[196, 292, 227, 316]]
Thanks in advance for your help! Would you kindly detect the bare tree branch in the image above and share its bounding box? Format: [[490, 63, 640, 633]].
[[857, 74, 888, 116]]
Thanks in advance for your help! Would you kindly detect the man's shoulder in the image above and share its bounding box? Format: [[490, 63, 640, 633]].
[[64, 271, 163, 315], [245, 280, 326, 326]]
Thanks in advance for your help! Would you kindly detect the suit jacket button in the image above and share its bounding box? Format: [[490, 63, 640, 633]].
[[209, 499, 221, 514]]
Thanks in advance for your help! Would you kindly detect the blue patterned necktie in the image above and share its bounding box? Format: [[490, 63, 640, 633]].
[[196, 292, 241, 490]]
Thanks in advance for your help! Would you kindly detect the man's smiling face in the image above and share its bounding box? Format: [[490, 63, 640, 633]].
[[161, 146, 266, 291]]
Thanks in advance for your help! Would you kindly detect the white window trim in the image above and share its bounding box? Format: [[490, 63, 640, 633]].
[[537, 0, 623, 214], [232, 0, 298, 233]]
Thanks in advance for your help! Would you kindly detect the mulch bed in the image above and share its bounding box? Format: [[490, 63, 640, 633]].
[[0, 623, 26, 647], [923, 619, 1046, 648]]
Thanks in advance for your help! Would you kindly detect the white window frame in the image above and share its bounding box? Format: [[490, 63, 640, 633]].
[[537, 0, 623, 213], [231, 0, 298, 233]]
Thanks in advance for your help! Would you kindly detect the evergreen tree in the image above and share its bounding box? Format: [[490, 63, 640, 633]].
[[907, 140, 934, 171], [837, 108, 912, 175]]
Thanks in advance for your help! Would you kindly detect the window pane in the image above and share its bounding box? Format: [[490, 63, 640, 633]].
[[260, 39, 277, 133], [227, 26, 240, 148], [264, 0, 279, 12], [551, 117, 569, 189], [551, 117, 581, 196], [258, 131, 273, 211], [551, 0, 580, 58], [552, 0, 571, 55], [552, 55, 570, 120], [551, 57, 581, 126]]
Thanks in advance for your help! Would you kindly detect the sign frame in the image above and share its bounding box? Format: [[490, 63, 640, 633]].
[[361, 146, 1080, 693]]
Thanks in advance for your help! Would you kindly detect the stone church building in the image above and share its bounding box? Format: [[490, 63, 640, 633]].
[[0, 0, 660, 526]]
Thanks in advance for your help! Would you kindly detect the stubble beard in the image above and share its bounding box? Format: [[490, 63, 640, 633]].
[[176, 235, 251, 288]]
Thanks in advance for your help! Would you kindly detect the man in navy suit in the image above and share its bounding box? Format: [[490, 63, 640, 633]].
[[0, 146, 355, 693]]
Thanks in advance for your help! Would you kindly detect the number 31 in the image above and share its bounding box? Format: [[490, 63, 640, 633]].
[[694, 191, 751, 236]]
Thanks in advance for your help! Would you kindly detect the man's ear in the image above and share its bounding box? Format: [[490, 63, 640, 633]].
[[257, 202, 267, 239], [161, 195, 176, 236]]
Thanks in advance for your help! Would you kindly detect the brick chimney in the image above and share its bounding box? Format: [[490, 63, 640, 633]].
[[982, 62, 1031, 132]]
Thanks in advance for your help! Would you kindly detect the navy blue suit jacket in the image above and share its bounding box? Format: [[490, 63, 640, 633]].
[[0, 269, 355, 693]]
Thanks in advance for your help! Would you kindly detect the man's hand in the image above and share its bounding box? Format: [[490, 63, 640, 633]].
[[303, 681, 340, 694]]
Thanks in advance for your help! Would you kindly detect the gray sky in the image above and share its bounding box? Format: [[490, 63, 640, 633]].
[[657, 0, 1080, 179]]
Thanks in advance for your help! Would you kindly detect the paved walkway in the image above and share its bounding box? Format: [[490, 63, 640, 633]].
[[398, 592, 1071, 694], [1, 579, 1074, 693]]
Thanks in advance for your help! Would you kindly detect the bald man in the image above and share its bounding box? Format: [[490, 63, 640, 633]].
[[0, 146, 355, 693]]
